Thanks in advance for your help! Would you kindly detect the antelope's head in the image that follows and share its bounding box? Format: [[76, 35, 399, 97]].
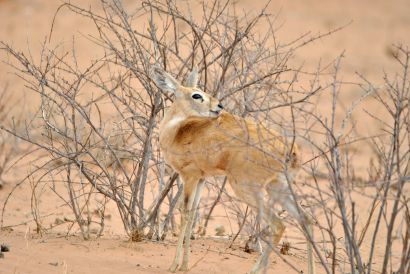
[[152, 66, 224, 118]]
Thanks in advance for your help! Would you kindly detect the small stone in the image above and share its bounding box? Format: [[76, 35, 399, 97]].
[[54, 218, 64, 225], [280, 242, 291, 255], [1, 244, 9, 252], [214, 225, 226, 236]]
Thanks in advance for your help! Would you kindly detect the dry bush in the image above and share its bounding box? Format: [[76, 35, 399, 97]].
[[0, 84, 25, 189], [0, 0, 327, 240], [0, 0, 408, 273], [297, 48, 410, 273]]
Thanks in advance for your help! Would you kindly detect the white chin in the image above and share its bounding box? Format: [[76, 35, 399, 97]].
[[208, 111, 219, 118], [199, 111, 219, 118]]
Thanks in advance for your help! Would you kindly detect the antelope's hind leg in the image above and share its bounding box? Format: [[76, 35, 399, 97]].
[[270, 180, 316, 274], [252, 192, 285, 273], [249, 215, 285, 274]]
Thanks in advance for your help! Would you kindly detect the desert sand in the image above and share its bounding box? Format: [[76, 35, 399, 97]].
[[1, 0, 409, 273]]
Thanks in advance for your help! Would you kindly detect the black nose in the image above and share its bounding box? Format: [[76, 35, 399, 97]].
[[218, 103, 224, 109]]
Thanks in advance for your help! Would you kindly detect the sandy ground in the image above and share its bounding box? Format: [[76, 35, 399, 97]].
[[1, 0, 410, 273], [1, 230, 319, 274]]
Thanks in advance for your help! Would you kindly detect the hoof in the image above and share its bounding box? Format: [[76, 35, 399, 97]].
[[169, 263, 179, 273], [179, 262, 188, 271]]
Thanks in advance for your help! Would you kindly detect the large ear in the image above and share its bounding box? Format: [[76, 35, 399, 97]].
[[151, 66, 180, 93], [184, 66, 199, 88]]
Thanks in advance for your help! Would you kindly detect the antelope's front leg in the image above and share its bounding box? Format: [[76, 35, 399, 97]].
[[180, 180, 204, 271], [169, 177, 202, 272]]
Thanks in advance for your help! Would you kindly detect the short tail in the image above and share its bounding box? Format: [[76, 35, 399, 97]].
[[286, 144, 301, 170]]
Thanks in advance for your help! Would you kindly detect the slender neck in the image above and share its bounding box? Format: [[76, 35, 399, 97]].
[[160, 104, 186, 127], [159, 104, 188, 146]]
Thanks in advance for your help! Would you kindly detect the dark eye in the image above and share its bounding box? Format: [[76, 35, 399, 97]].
[[192, 93, 203, 100]]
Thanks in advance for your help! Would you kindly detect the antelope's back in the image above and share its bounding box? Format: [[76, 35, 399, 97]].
[[170, 112, 300, 179]]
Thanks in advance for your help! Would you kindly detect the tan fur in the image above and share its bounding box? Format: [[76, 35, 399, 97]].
[[160, 112, 300, 183], [152, 67, 314, 274]]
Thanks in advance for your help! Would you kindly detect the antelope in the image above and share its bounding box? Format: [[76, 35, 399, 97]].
[[152, 66, 316, 274]]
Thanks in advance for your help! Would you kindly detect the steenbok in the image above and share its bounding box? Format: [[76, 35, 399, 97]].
[[152, 66, 315, 274]]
